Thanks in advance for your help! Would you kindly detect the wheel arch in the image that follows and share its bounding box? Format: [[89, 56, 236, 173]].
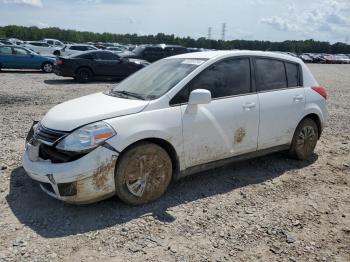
[[299, 113, 322, 139], [115, 137, 180, 180]]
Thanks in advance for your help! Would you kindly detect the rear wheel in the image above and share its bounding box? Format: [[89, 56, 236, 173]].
[[75, 68, 93, 83], [289, 118, 319, 160], [115, 142, 172, 205], [41, 62, 53, 73]]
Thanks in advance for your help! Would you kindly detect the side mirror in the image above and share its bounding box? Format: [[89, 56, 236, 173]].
[[188, 89, 211, 105]]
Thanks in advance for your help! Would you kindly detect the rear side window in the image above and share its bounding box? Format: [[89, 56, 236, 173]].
[[255, 58, 287, 91], [189, 58, 251, 99], [76, 53, 95, 59], [70, 46, 86, 51], [285, 62, 299, 87], [0, 46, 12, 54], [96, 52, 119, 60]]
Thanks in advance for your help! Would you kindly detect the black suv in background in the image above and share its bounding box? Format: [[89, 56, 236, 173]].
[[54, 50, 149, 82], [121, 44, 188, 62]]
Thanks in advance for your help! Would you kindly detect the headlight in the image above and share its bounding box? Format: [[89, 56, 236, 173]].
[[56, 121, 116, 152]]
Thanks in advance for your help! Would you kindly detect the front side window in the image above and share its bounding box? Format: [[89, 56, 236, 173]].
[[111, 58, 207, 100], [188, 58, 251, 99], [255, 58, 287, 91], [13, 47, 30, 55], [171, 58, 251, 104]]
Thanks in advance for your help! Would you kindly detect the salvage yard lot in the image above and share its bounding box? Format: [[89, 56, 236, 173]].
[[0, 65, 349, 261]]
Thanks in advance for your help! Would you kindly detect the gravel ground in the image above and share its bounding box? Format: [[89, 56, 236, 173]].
[[0, 65, 349, 262]]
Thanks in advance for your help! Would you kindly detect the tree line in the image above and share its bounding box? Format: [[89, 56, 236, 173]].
[[1, 25, 349, 54]]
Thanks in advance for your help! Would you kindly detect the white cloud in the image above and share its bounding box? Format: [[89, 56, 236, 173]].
[[261, 16, 299, 32], [2, 0, 43, 7], [260, 0, 350, 39]]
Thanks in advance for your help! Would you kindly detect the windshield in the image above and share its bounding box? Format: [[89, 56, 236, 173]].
[[110, 58, 207, 100]]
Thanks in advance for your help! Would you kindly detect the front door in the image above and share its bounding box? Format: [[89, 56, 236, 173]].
[[174, 57, 260, 168]]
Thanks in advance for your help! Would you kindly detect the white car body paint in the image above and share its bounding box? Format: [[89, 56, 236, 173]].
[[60, 44, 98, 56], [23, 42, 61, 55], [22, 50, 328, 204]]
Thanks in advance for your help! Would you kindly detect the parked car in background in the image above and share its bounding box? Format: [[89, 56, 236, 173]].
[[23, 41, 61, 56], [59, 44, 98, 56], [8, 38, 24, 45], [299, 54, 313, 63], [334, 54, 350, 64], [43, 39, 65, 49], [23, 50, 328, 205], [0, 39, 14, 45], [121, 44, 188, 62], [106, 46, 127, 53], [0, 45, 55, 72], [54, 50, 149, 82]]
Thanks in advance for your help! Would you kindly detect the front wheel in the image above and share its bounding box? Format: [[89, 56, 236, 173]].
[[115, 142, 172, 205], [289, 118, 319, 160], [42, 62, 53, 73]]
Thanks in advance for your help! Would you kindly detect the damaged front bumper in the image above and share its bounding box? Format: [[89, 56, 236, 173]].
[[22, 142, 119, 204]]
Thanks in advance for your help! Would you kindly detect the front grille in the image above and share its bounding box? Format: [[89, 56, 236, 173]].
[[33, 123, 68, 146], [39, 143, 87, 163]]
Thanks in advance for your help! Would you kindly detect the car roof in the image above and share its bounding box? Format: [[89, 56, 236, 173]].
[[170, 50, 302, 64]]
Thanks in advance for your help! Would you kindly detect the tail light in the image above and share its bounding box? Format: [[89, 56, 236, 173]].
[[311, 86, 327, 100], [56, 58, 63, 65]]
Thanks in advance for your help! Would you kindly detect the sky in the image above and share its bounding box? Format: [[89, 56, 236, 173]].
[[0, 0, 349, 43]]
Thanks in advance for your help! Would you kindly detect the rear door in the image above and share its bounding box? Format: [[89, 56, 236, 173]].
[[254, 58, 305, 149], [173, 57, 259, 168]]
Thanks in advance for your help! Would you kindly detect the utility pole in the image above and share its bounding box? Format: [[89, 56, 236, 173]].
[[221, 23, 226, 41], [207, 27, 212, 40]]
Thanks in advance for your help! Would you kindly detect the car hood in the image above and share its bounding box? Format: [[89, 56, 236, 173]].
[[41, 92, 149, 131]]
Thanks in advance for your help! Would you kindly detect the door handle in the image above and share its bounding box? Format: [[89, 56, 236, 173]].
[[243, 102, 256, 109], [293, 95, 304, 101]]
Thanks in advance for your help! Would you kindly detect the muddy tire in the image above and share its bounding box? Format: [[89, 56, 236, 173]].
[[115, 142, 172, 205], [75, 67, 93, 83], [289, 118, 319, 160]]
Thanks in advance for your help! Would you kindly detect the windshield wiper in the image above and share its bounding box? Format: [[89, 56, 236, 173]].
[[112, 90, 145, 100]]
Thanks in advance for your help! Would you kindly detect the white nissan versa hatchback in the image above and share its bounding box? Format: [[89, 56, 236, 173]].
[[22, 50, 328, 205]]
